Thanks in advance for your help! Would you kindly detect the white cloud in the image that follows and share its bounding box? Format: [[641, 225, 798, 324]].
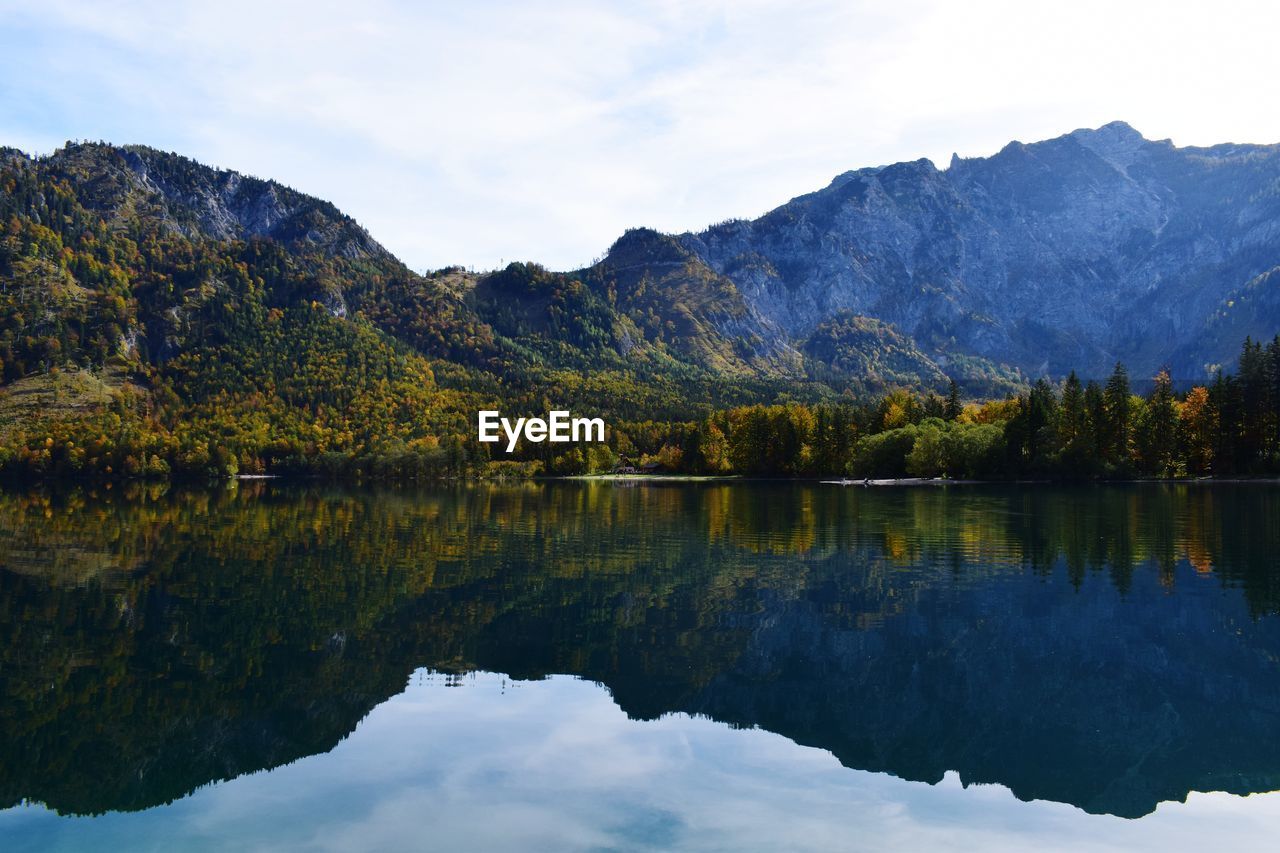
[[1, 0, 1279, 271]]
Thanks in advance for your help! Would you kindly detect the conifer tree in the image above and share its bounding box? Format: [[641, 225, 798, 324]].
[[1103, 363, 1132, 469], [1059, 371, 1086, 450], [1239, 337, 1269, 470], [945, 379, 962, 421], [1137, 369, 1178, 476]]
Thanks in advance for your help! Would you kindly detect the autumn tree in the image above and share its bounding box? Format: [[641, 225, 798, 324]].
[[1179, 386, 1215, 476]]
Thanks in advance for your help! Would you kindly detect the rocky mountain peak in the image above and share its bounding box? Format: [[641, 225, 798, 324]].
[[658, 122, 1280, 383], [1067, 120, 1152, 170], [43, 142, 390, 262]]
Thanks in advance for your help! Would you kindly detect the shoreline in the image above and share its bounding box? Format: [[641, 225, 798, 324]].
[[8, 474, 1280, 489], [561, 473, 744, 482]]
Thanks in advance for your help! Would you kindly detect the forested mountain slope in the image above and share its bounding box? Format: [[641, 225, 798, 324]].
[[0, 143, 854, 477], [2, 125, 1278, 479]]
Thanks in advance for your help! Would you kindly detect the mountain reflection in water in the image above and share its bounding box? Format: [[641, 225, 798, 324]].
[[2, 481, 1279, 822]]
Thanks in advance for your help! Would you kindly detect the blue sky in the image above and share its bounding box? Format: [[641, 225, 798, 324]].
[[3, 0, 1279, 272]]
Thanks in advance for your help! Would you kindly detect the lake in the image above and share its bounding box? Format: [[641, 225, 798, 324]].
[[2, 481, 1280, 851]]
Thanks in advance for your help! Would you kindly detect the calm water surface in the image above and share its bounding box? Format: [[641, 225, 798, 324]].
[[2, 481, 1280, 851]]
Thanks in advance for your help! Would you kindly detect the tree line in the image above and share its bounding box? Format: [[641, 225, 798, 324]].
[[572, 336, 1280, 480]]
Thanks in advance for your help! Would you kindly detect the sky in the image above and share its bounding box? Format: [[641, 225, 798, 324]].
[[2, 0, 1280, 272]]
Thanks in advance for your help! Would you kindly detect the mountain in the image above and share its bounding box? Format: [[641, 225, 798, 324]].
[[1, 126, 1278, 478], [670, 121, 1280, 381], [34, 141, 390, 260], [0, 142, 847, 479]]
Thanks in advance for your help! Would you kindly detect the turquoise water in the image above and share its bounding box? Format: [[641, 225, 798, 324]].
[[2, 481, 1280, 850]]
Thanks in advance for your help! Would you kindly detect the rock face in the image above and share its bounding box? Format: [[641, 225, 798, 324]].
[[660, 121, 1280, 381], [43, 142, 389, 261]]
